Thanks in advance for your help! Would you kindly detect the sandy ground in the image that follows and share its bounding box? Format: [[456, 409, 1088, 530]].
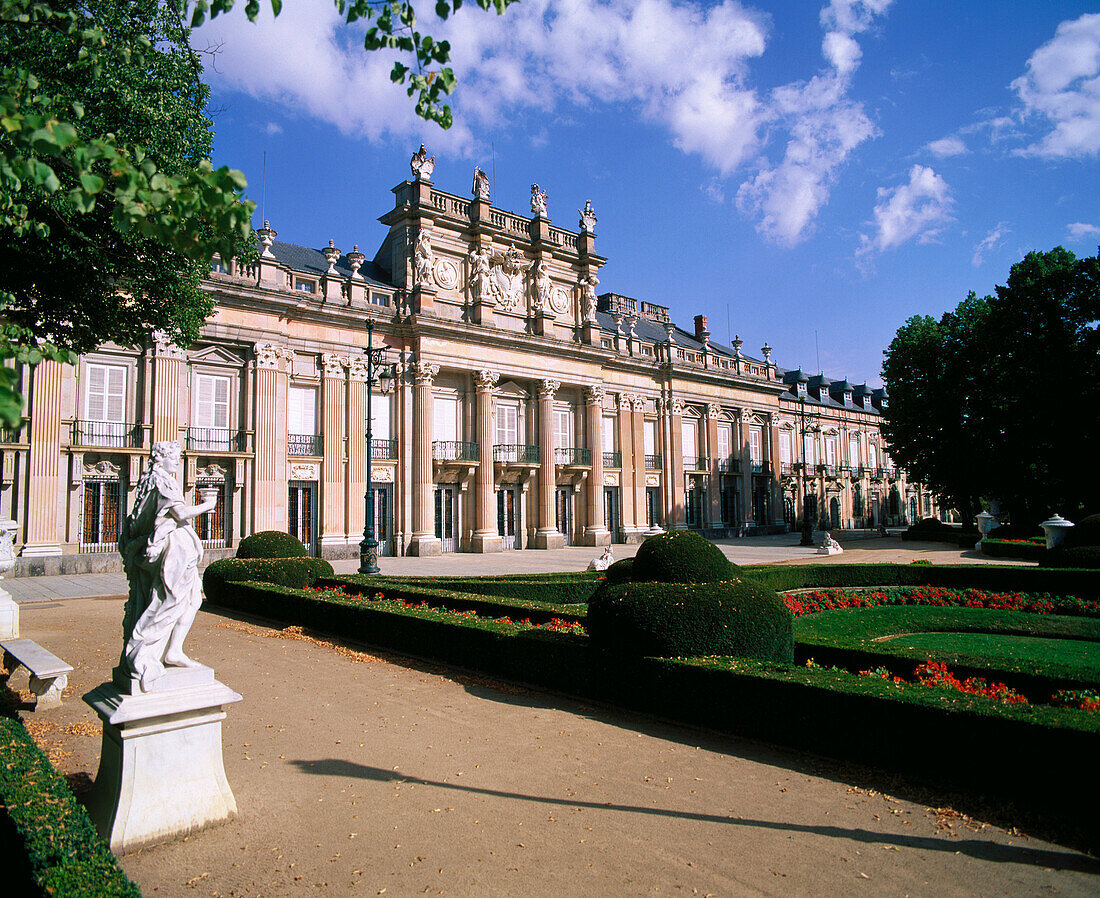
[[9, 596, 1098, 898]]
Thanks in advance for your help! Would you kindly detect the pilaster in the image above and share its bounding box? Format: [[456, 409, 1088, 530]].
[[534, 379, 564, 549], [582, 385, 610, 546], [408, 361, 441, 555], [669, 399, 685, 529], [252, 342, 290, 533], [346, 358, 369, 544], [21, 360, 64, 555], [151, 332, 186, 445], [706, 403, 721, 530], [616, 393, 637, 537], [320, 354, 347, 549], [471, 370, 502, 553]]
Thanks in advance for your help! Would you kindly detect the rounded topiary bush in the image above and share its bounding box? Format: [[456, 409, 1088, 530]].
[[586, 578, 793, 661], [911, 517, 948, 532], [203, 557, 335, 602], [1067, 514, 1100, 548], [1042, 546, 1100, 569], [630, 530, 738, 583], [236, 530, 309, 559], [603, 557, 635, 585]]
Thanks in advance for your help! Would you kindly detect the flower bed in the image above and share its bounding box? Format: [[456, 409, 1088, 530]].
[[860, 661, 1029, 705], [782, 585, 1099, 618], [980, 538, 1048, 562]]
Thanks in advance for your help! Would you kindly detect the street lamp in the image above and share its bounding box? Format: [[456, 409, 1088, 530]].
[[798, 396, 817, 547], [359, 317, 392, 575]]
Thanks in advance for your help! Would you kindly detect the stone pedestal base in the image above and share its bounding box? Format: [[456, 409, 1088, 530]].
[[470, 532, 503, 553], [84, 665, 241, 853], [533, 530, 565, 550], [532, 312, 555, 336], [581, 528, 612, 547], [0, 588, 17, 639], [407, 534, 442, 556]]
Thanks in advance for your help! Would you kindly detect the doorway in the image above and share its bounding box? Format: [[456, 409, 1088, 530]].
[[371, 486, 392, 556], [434, 486, 456, 553], [288, 482, 316, 554], [603, 487, 620, 542], [556, 487, 572, 545], [497, 487, 518, 550]]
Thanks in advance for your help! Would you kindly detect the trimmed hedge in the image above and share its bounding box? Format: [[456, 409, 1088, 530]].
[[980, 539, 1047, 562], [587, 579, 792, 661], [235, 530, 308, 559], [338, 573, 599, 606], [1068, 513, 1100, 548], [1043, 546, 1100, 569], [741, 562, 1100, 600], [203, 557, 334, 601], [0, 717, 141, 897], [631, 530, 738, 583], [603, 557, 635, 585]]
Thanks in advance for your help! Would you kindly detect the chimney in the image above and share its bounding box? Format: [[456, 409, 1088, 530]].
[[693, 314, 708, 341]]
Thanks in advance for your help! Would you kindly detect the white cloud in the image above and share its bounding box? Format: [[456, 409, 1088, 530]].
[[264, 122, 283, 136], [971, 222, 1009, 267], [1011, 13, 1100, 158], [925, 135, 967, 157], [1067, 221, 1100, 241], [858, 164, 953, 255]]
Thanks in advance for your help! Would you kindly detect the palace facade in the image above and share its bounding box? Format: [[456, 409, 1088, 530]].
[[2, 154, 938, 574]]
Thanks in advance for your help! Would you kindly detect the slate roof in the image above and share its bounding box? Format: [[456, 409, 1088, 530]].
[[268, 240, 393, 290]]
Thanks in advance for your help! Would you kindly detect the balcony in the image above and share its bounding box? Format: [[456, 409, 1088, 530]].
[[717, 456, 740, 473], [870, 467, 886, 481], [554, 447, 591, 466], [288, 433, 323, 457], [0, 424, 23, 444], [822, 464, 840, 480], [602, 451, 621, 469], [644, 454, 662, 471], [371, 438, 398, 460], [187, 427, 246, 453], [494, 444, 540, 464], [849, 466, 866, 480], [887, 466, 899, 481], [685, 456, 708, 471], [780, 462, 796, 477], [433, 440, 478, 462], [750, 461, 770, 475], [72, 420, 143, 449]]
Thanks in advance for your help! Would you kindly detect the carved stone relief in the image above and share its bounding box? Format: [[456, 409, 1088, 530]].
[[290, 463, 319, 480], [412, 361, 440, 385], [583, 384, 604, 404], [433, 257, 460, 291], [549, 287, 569, 315]]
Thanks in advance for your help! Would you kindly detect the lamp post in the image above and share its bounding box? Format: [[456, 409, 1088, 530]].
[[798, 397, 816, 547], [359, 317, 391, 575]]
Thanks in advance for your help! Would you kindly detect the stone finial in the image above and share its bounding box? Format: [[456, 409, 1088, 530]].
[[472, 166, 491, 201], [761, 342, 772, 362], [410, 144, 435, 181], [530, 183, 547, 217], [732, 334, 743, 357], [346, 244, 365, 280], [663, 320, 676, 342], [257, 220, 277, 258], [579, 200, 597, 233], [322, 239, 341, 274]]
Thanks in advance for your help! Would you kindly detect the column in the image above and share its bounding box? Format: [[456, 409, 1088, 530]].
[[346, 358, 369, 543], [151, 331, 185, 444], [320, 353, 347, 552], [471, 370, 502, 552], [252, 342, 290, 533], [669, 399, 686, 528], [534, 379, 563, 549], [737, 411, 753, 525], [706, 403, 721, 531], [407, 361, 440, 555], [21, 360, 64, 556], [617, 393, 638, 537], [582, 385, 610, 546], [767, 413, 784, 528], [631, 398, 647, 536]]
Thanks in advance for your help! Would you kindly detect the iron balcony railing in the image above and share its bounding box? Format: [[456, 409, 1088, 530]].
[[287, 433, 323, 456], [717, 456, 740, 473], [494, 443, 540, 464], [750, 461, 770, 475], [187, 427, 246, 453], [781, 462, 795, 477], [72, 420, 142, 449], [0, 424, 23, 443], [554, 447, 591, 466], [371, 438, 398, 460], [870, 467, 886, 480], [685, 455, 708, 471], [887, 466, 899, 480], [602, 451, 621, 469], [644, 454, 662, 470], [822, 464, 840, 479], [849, 465, 866, 479], [433, 440, 478, 462]]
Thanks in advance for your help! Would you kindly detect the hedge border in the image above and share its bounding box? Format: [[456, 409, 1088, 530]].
[[339, 572, 600, 605], [980, 539, 1048, 562], [0, 716, 141, 898], [207, 579, 1099, 853]]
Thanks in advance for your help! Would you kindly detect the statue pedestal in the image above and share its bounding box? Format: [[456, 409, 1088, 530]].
[[0, 587, 18, 639], [84, 665, 241, 853]]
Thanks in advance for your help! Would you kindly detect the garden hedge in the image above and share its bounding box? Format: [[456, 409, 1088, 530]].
[[631, 530, 738, 583], [235, 530, 308, 559], [980, 538, 1048, 562], [1067, 513, 1100, 548], [336, 572, 598, 606], [205, 579, 1099, 854], [1043, 546, 1100, 569], [203, 557, 334, 601], [603, 557, 635, 585], [0, 717, 141, 897], [587, 579, 793, 662]]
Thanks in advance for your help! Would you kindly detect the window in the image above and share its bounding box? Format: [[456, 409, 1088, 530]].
[[803, 433, 816, 467], [600, 339, 612, 349], [371, 393, 391, 441], [294, 278, 316, 293], [194, 482, 228, 546], [85, 363, 126, 423], [825, 437, 837, 467], [434, 396, 459, 442], [779, 431, 792, 465], [681, 419, 697, 461], [288, 386, 317, 435], [495, 403, 519, 445], [81, 476, 120, 550], [749, 428, 762, 465], [717, 424, 731, 463], [194, 374, 231, 429], [644, 420, 657, 458], [554, 408, 574, 449], [370, 292, 390, 307], [601, 415, 616, 453], [849, 434, 861, 468], [869, 442, 879, 470]]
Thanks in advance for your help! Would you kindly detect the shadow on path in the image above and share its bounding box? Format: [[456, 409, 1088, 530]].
[[289, 758, 1098, 874]]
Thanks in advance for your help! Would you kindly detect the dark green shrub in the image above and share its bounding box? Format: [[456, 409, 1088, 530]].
[[1067, 514, 1100, 548], [203, 557, 334, 601], [912, 517, 949, 531], [986, 523, 1041, 541], [631, 530, 738, 583], [980, 539, 1047, 561], [586, 578, 792, 661], [603, 557, 635, 585], [236, 530, 308, 559], [1043, 546, 1100, 569]]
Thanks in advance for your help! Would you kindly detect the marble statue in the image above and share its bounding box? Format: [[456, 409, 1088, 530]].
[[581, 274, 599, 322], [586, 546, 614, 572], [472, 166, 491, 201], [530, 183, 547, 216], [469, 244, 493, 302], [579, 200, 597, 233], [0, 519, 19, 639], [414, 230, 434, 287], [817, 532, 843, 556], [533, 259, 552, 312], [410, 144, 435, 180], [118, 441, 218, 691]]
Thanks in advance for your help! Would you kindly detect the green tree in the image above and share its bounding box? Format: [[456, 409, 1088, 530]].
[[882, 247, 1100, 526], [0, 0, 516, 426]]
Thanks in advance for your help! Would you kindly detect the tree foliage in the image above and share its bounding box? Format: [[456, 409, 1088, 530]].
[[882, 247, 1100, 526]]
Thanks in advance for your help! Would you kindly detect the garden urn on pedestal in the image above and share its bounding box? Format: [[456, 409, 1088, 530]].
[[974, 511, 997, 549], [1039, 514, 1074, 551]]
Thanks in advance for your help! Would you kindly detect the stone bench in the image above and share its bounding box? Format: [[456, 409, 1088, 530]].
[[1, 638, 73, 710]]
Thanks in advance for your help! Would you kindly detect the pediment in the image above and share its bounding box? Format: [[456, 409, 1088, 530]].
[[496, 380, 529, 399], [189, 344, 245, 367]]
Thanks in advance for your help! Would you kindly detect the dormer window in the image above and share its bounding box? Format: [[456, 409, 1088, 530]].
[[796, 382, 807, 397], [294, 278, 316, 293]]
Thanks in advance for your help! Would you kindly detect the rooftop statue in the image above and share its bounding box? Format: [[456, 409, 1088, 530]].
[[410, 144, 435, 181], [579, 199, 597, 233], [530, 183, 547, 216], [472, 166, 491, 201]]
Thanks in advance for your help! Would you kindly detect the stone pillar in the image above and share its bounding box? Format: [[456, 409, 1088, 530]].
[[737, 411, 753, 524], [669, 399, 685, 528], [320, 353, 347, 552], [151, 332, 185, 445], [21, 361, 64, 555], [471, 370, 502, 553], [706, 403, 721, 530], [534, 379, 563, 549], [767, 414, 784, 527], [617, 393, 638, 538], [582, 385, 610, 546], [631, 399, 647, 535], [252, 342, 290, 533], [408, 361, 440, 555], [346, 358, 369, 544]]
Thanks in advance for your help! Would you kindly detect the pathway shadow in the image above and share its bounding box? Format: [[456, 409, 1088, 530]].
[[289, 758, 1099, 874]]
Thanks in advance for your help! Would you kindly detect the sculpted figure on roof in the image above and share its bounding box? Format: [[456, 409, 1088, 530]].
[[472, 166, 491, 201], [410, 144, 435, 180]]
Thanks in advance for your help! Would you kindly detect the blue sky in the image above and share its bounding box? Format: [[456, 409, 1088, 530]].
[[195, 1, 1100, 387]]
